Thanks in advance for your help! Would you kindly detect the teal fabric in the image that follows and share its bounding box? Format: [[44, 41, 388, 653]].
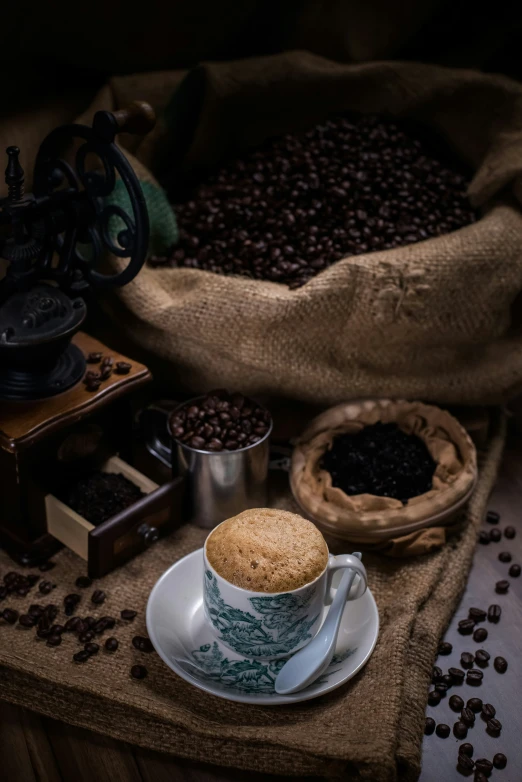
[[105, 178, 178, 255]]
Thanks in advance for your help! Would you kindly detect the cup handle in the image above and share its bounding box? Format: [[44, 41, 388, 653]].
[[141, 401, 177, 468], [325, 553, 367, 605]]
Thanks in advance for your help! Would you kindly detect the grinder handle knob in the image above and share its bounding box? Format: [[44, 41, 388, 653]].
[[112, 101, 156, 136]]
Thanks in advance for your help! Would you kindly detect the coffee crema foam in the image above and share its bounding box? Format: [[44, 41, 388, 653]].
[[205, 509, 328, 593]]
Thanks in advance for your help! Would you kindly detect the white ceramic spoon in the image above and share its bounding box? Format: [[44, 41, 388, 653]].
[[274, 552, 362, 695]]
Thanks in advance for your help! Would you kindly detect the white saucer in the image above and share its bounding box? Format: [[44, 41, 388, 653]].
[[146, 549, 379, 705]]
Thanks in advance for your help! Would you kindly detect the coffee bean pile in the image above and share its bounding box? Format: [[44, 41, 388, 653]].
[[0, 563, 152, 680], [151, 114, 477, 289], [83, 353, 131, 392], [169, 389, 271, 452], [424, 507, 519, 776], [62, 472, 146, 526], [321, 422, 436, 504]]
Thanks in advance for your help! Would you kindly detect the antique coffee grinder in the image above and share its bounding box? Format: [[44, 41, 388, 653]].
[[0, 103, 182, 576]]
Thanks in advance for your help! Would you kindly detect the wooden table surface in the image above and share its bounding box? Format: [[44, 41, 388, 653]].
[[1, 436, 521, 782]]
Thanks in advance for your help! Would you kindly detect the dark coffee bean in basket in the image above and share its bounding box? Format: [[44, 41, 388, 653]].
[[39, 581, 54, 595], [457, 753, 474, 772], [44, 604, 58, 622], [163, 113, 477, 289], [64, 593, 81, 606], [321, 422, 435, 504], [2, 608, 18, 624], [489, 528, 501, 542], [473, 628, 488, 642], [486, 510, 499, 524], [424, 717, 435, 735], [63, 471, 146, 526], [130, 664, 147, 680], [85, 642, 99, 655], [121, 609, 137, 621], [26, 574, 40, 586], [460, 743, 474, 757], [50, 624, 64, 635], [87, 352, 102, 364], [466, 669, 483, 685], [495, 580, 509, 594], [105, 637, 119, 652], [474, 650, 490, 667], [46, 634, 61, 647], [28, 604, 44, 617], [64, 617, 81, 632], [449, 694, 464, 712], [73, 650, 90, 663], [432, 665, 443, 683], [18, 614, 37, 627], [498, 551, 512, 563], [460, 708, 475, 727], [76, 576, 92, 588], [493, 753, 507, 769], [79, 630, 94, 643], [475, 758, 493, 775], [435, 723, 450, 738], [449, 668, 465, 684], [132, 635, 154, 653], [453, 721, 468, 739], [482, 703, 497, 720], [83, 616, 97, 629], [487, 604, 501, 623], [438, 641, 452, 656], [467, 697, 483, 713], [493, 656, 507, 673], [509, 563, 521, 577], [468, 607, 487, 622], [461, 652, 474, 668], [458, 618, 475, 635], [504, 525, 516, 538], [91, 590, 106, 605], [478, 531, 490, 545]]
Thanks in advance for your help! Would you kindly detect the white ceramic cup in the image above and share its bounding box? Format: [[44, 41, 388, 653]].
[[203, 529, 367, 661]]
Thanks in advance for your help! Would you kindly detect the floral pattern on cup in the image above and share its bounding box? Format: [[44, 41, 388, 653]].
[[181, 641, 356, 694], [204, 570, 320, 658]]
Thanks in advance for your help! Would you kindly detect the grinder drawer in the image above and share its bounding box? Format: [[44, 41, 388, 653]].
[[45, 456, 184, 577]]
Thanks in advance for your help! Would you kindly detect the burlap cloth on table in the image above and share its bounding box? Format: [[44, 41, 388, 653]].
[[0, 411, 506, 781]]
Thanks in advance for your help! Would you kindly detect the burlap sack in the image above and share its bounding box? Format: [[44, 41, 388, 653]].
[[108, 52, 522, 407], [290, 399, 477, 555]]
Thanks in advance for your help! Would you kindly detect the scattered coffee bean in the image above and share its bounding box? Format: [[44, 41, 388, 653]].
[[493, 656, 507, 673], [457, 753, 474, 773], [64, 594, 81, 616], [121, 609, 137, 621], [481, 703, 496, 719], [467, 698, 483, 713], [473, 628, 488, 642], [87, 352, 102, 363], [460, 708, 475, 727], [432, 665, 443, 683], [85, 642, 99, 655], [489, 528, 501, 542], [487, 604, 501, 623], [474, 772, 488, 782], [75, 576, 92, 588], [73, 650, 90, 663], [46, 634, 61, 647], [449, 695, 464, 712], [91, 590, 106, 605], [36, 615, 51, 638], [448, 668, 465, 684], [0, 586, 7, 600], [461, 652, 474, 669], [28, 604, 44, 617], [487, 718, 502, 736], [435, 723, 450, 738], [85, 378, 101, 392], [492, 753, 507, 769], [38, 561, 56, 572], [486, 510, 499, 524], [458, 619, 475, 635], [466, 669, 483, 685], [38, 581, 53, 595], [83, 616, 96, 629], [50, 624, 64, 635], [102, 356, 114, 368], [79, 630, 94, 643], [434, 683, 448, 694], [44, 604, 58, 622], [504, 525, 516, 539], [475, 758, 493, 775], [453, 721, 468, 739], [74, 620, 88, 635], [105, 637, 119, 652], [440, 674, 453, 687], [18, 614, 37, 627], [64, 617, 81, 632], [130, 664, 148, 679], [26, 574, 40, 586], [100, 366, 112, 380], [2, 608, 18, 624], [468, 607, 487, 622], [94, 616, 116, 634], [459, 743, 474, 757], [509, 563, 520, 577], [424, 717, 435, 735], [84, 370, 101, 382], [438, 641, 452, 655], [498, 551, 512, 563], [115, 361, 131, 374], [495, 580, 509, 594], [132, 635, 154, 653], [474, 650, 490, 667], [478, 531, 490, 545]]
